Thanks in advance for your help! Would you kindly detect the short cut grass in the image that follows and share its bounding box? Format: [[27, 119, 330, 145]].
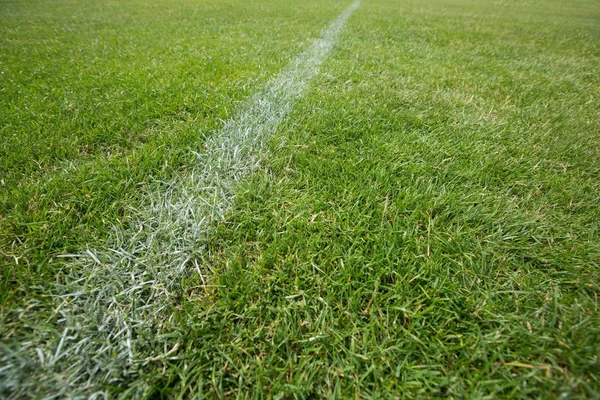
[[2, 0, 599, 398]]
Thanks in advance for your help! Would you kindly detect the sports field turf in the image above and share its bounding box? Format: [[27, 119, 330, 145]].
[[1, 0, 599, 398]]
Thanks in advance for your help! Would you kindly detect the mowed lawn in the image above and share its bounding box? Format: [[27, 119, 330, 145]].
[[1, 0, 600, 398]]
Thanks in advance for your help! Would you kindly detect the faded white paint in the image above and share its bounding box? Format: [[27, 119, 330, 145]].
[[0, 1, 360, 397]]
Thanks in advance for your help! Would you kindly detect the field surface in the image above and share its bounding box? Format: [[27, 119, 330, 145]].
[[1, 0, 599, 398]]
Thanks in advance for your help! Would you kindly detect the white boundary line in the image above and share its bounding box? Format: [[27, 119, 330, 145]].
[[1, 1, 361, 397]]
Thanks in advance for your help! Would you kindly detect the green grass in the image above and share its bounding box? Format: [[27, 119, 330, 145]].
[[0, 0, 344, 305], [2, 0, 600, 398]]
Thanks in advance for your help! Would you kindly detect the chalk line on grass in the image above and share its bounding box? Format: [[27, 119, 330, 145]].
[[0, 1, 361, 398]]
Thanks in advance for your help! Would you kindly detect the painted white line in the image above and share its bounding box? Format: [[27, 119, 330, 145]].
[[0, 1, 360, 397]]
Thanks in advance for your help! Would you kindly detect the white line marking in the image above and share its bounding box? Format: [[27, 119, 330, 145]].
[[0, 1, 360, 397]]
